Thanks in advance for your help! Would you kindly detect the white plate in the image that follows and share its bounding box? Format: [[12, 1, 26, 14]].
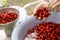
[[11, 11, 60, 40], [9, 6, 27, 25]]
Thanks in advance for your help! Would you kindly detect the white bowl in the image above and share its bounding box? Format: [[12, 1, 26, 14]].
[[11, 12, 60, 40], [0, 6, 27, 37], [0, 7, 20, 36], [0, 7, 19, 25], [0, 6, 27, 25]]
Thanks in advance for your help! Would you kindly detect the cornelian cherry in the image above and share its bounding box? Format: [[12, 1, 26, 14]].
[[0, 12, 18, 24], [34, 7, 50, 20], [24, 22, 60, 40]]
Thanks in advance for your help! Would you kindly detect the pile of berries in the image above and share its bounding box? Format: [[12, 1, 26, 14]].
[[0, 12, 18, 24], [25, 22, 60, 40]]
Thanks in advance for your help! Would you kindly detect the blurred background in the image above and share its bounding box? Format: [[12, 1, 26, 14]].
[[0, 0, 40, 16], [7, 0, 37, 6], [7, 0, 39, 16]]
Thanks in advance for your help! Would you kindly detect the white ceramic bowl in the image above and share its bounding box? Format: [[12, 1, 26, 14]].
[[0, 7, 19, 25], [0, 6, 27, 37], [12, 12, 60, 40]]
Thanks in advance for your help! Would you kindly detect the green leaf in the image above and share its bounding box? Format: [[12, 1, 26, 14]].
[[2, 0, 7, 6]]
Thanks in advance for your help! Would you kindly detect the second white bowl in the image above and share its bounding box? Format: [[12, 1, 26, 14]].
[[12, 12, 60, 40]]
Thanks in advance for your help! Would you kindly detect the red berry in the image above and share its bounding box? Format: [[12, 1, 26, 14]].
[[0, 12, 18, 24], [24, 22, 60, 40], [34, 7, 50, 20]]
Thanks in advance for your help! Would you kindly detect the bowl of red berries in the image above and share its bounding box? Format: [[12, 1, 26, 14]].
[[0, 7, 20, 37], [12, 10, 60, 40], [0, 8, 19, 24]]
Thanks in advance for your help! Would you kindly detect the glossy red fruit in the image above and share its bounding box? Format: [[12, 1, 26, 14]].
[[34, 7, 50, 20], [24, 22, 60, 40], [0, 12, 18, 24]]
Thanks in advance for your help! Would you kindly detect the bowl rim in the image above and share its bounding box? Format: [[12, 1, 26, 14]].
[[0, 7, 20, 25], [11, 16, 32, 40], [9, 6, 27, 25]]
